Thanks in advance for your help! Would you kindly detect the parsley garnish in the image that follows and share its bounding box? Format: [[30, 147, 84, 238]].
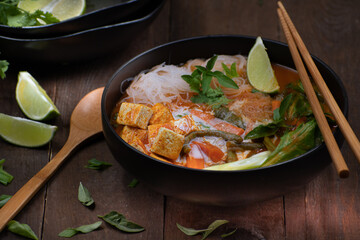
[[0, 0, 60, 27], [181, 55, 239, 108]]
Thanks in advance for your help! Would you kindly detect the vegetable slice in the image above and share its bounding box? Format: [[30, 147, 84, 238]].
[[7, 220, 38, 240]]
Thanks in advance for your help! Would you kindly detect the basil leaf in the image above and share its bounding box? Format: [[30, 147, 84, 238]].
[[177, 220, 229, 240], [78, 182, 94, 207], [181, 74, 201, 93], [221, 228, 237, 238], [201, 72, 212, 93], [128, 178, 139, 188], [211, 71, 239, 89], [206, 55, 217, 70], [0, 60, 9, 79], [0, 194, 11, 208], [273, 94, 293, 121], [98, 211, 145, 233], [58, 221, 102, 238], [85, 158, 112, 170], [0, 159, 13, 185], [222, 63, 239, 79], [202, 220, 229, 240], [176, 223, 209, 236], [7, 220, 38, 240], [245, 122, 281, 140]]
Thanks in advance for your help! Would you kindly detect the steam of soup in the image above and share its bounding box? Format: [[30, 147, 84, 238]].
[[111, 54, 334, 170]]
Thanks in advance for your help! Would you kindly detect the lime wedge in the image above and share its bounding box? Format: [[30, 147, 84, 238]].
[[18, 0, 86, 21], [0, 113, 57, 147], [247, 36, 280, 93], [16, 71, 60, 121]]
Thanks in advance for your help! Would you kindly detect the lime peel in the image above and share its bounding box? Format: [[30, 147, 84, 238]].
[[247, 36, 280, 93], [0, 113, 57, 148], [16, 71, 60, 121]]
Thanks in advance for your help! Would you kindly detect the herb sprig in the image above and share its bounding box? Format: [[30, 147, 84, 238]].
[[181, 55, 239, 108]]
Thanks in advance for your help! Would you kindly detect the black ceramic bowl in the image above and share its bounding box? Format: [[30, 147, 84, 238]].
[[0, 0, 151, 38], [0, 0, 164, 64], [102, 35, 348, 206]]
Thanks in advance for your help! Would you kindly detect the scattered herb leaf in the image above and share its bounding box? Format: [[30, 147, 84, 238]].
[[98, 211, 145, 233], [221, 228, 237, 238], [85, 158, 112, 170], [177, 220, 229, 240], [58, 221, 102, 238], [0, 159, 14, 185], [181, 55, 239, 108], [128, 178, 139, 188], [7, 220, 38, 240], [78, 182, 94, 207], [0, 194, 11, 208], [0, 60, 9, 79], [0, 1, 59, 27]]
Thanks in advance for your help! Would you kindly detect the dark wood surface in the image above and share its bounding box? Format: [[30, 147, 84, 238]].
[[1, 0, 360, 239]]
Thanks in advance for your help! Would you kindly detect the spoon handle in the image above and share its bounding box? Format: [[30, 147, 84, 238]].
[[0, 138, 79, 232]]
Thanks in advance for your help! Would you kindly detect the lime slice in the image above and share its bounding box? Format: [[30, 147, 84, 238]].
[[18, 0, 86, 21], [0, 113, 57, 147], [16, 71, 60, 121], [247, 36, 280, 93]]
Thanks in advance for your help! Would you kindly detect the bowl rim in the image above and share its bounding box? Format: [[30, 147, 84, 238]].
[[102, 34, 349, 174], [0, 0, 164, 41], [0, 0, 141, 30]]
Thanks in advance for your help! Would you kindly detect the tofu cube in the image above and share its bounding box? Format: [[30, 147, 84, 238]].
[[149, 103, 174, 125], [117, 102, 153, 129], [150, 127, 185, 160], [128, 137, 149, 155], [121, 126, 148, 144]]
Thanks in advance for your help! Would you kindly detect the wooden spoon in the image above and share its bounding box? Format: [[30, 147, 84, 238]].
[[0, 87, 104, 232]]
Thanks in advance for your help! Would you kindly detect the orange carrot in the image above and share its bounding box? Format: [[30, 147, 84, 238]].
[[193, 141, 224, 163], [272, 100, 281, 111]]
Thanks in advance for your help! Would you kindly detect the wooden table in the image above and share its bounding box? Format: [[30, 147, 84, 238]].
[[1, 0, 360, 239]]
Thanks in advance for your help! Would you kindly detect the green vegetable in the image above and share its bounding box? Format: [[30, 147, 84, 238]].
[[206, 151, 270, 171], [222, 62, 239, 79], [177, 220, 229, 240], [0, 194, 11, 208], [245, 122, 282, 140], [273, 94, 293, 121], [221, 228, 237, 238], [85, 158, 112, 170], [58, 221, 102, 238], [0, 60, 9, 79], [214, 106, 246, 129], [128, 178, 139, 188], [78, 182, 94, 207], [182, 55, 239, 108], [0, 0, 59, 27], [98, 211, 144, 233], [0, 159, 13, 185], [7, 220, 38, 240], [262, 119, 319, 167]]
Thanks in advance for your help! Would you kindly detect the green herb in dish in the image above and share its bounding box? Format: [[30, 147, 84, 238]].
[[7, 220, 38, 240], [85, 158, 112, 170], [0, 159, 13, 185], [58, 221, 102, 238], [177, 219, 229, 240], [222, 62, 239, 79], [0, 194, 11, 208], [78, 182, 94, 207], [181, 55, 239, 108], [98, 211, 145, 233]]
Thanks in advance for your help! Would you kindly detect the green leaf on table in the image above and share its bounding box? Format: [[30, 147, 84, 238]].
[[7, 220, 38, 240], [85, 158, 112, 170], [221, 228, 237, 238], [98, 211, 145, 233], [0, 60, 9, 79], [58, 221, 102, 238], [78, 182, 94, 207], [128, 178, 139, 188], [177, 219, 229, 240], [0, 159, 14, 185], [0, 194, 11, 208]]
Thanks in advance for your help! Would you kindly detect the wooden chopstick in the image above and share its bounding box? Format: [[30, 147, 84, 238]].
[[278, 1, 360, 167], [277, 7, 349, 178]]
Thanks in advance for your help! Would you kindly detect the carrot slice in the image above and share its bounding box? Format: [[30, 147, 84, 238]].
[[190, 109, 244, 135], [186, 144, 205, 169], [193, 141, 224, 163]]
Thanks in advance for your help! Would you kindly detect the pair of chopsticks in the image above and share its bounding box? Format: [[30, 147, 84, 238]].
[[277, 2, 360, 178]]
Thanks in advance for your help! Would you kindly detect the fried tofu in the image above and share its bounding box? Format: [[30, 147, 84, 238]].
[[150, 127, 185, 160], [148, 115, 199, 146], [116, 102, 153, 129], [127, 137, 149, 155], [121, 126, 148, 144], [149, 103, 174, 125]]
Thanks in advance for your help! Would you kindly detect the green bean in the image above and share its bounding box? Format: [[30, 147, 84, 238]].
[[226, 141, 265, 151]]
